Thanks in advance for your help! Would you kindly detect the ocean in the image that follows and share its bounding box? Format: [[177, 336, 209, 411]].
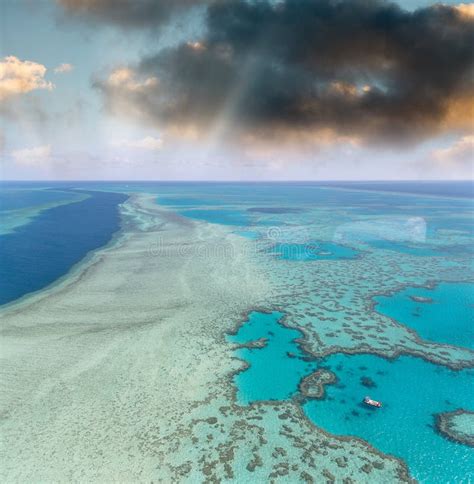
[[0, 188, 127, 305], [1, 180, 472, 481]]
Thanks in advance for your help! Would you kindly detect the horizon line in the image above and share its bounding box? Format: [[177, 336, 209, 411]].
[[1, 179, 473, 183]]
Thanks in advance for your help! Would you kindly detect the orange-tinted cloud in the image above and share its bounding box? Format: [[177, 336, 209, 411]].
[[0, 56, 54, 101], [433, 135, 474, 167], [454, 3, 474, 20]]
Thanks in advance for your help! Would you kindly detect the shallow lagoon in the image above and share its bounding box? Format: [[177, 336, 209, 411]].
[[375, 282, 474, 349], [270, 241, 360, 261], [366, 239, 441, 256], [178, 208, 252, 226], [230, 311, 474, 483], [234, 230, 261, 240], [228, 311, 315, 404], [304, 353, 474, 483]]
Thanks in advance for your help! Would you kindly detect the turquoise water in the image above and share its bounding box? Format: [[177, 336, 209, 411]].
[[375, 282, 474, 349], [234, 230, 260, 240], [270, 241, 360, 261], [2, 181, 473, 480], [177, 208, 281, 227], [230, 311, 474, 483], [247, 207, 303, 214], [367, 239, 441, 257], [367, 239, 473, 257], [228, 312, 315, 404], [157, 197, 225, 207], [304, 354, 474, 483]]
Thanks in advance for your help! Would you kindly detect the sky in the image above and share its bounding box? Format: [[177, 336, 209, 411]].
[[0, 0, 473, 181]]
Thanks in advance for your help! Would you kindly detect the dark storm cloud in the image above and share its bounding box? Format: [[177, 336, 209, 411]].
[[57, 0, 208, 28], [94, 0, 474, 144]]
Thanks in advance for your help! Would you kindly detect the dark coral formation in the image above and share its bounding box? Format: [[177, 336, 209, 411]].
[[360, 376, 377, 388], [299, 369, 337, 399], [435, 409, 474, 447], [409, 296, 434, 303]]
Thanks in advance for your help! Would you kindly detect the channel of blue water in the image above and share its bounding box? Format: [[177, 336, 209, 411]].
[[269, 241, 360, 261], [0, 189, 127, 305]]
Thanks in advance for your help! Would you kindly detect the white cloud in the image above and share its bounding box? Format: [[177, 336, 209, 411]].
[[106, 68, 157, 92], [113, 135, 163, 151], [187, 41, 206, 51], [422, 135, 474, 179], [433, 135, 474, 167], [11, 145, 52, 167], [0, 56, 54, 101], [54, 63, 74, 74]]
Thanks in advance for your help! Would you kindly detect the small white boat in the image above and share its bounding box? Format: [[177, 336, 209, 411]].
[[363, 396, 382, 408]]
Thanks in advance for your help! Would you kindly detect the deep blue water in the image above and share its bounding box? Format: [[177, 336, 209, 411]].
[[0, 190, 127, 305], [375, 282, 474, 349], [0, 189, 77, 212], [230, 311, 474, 483]]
